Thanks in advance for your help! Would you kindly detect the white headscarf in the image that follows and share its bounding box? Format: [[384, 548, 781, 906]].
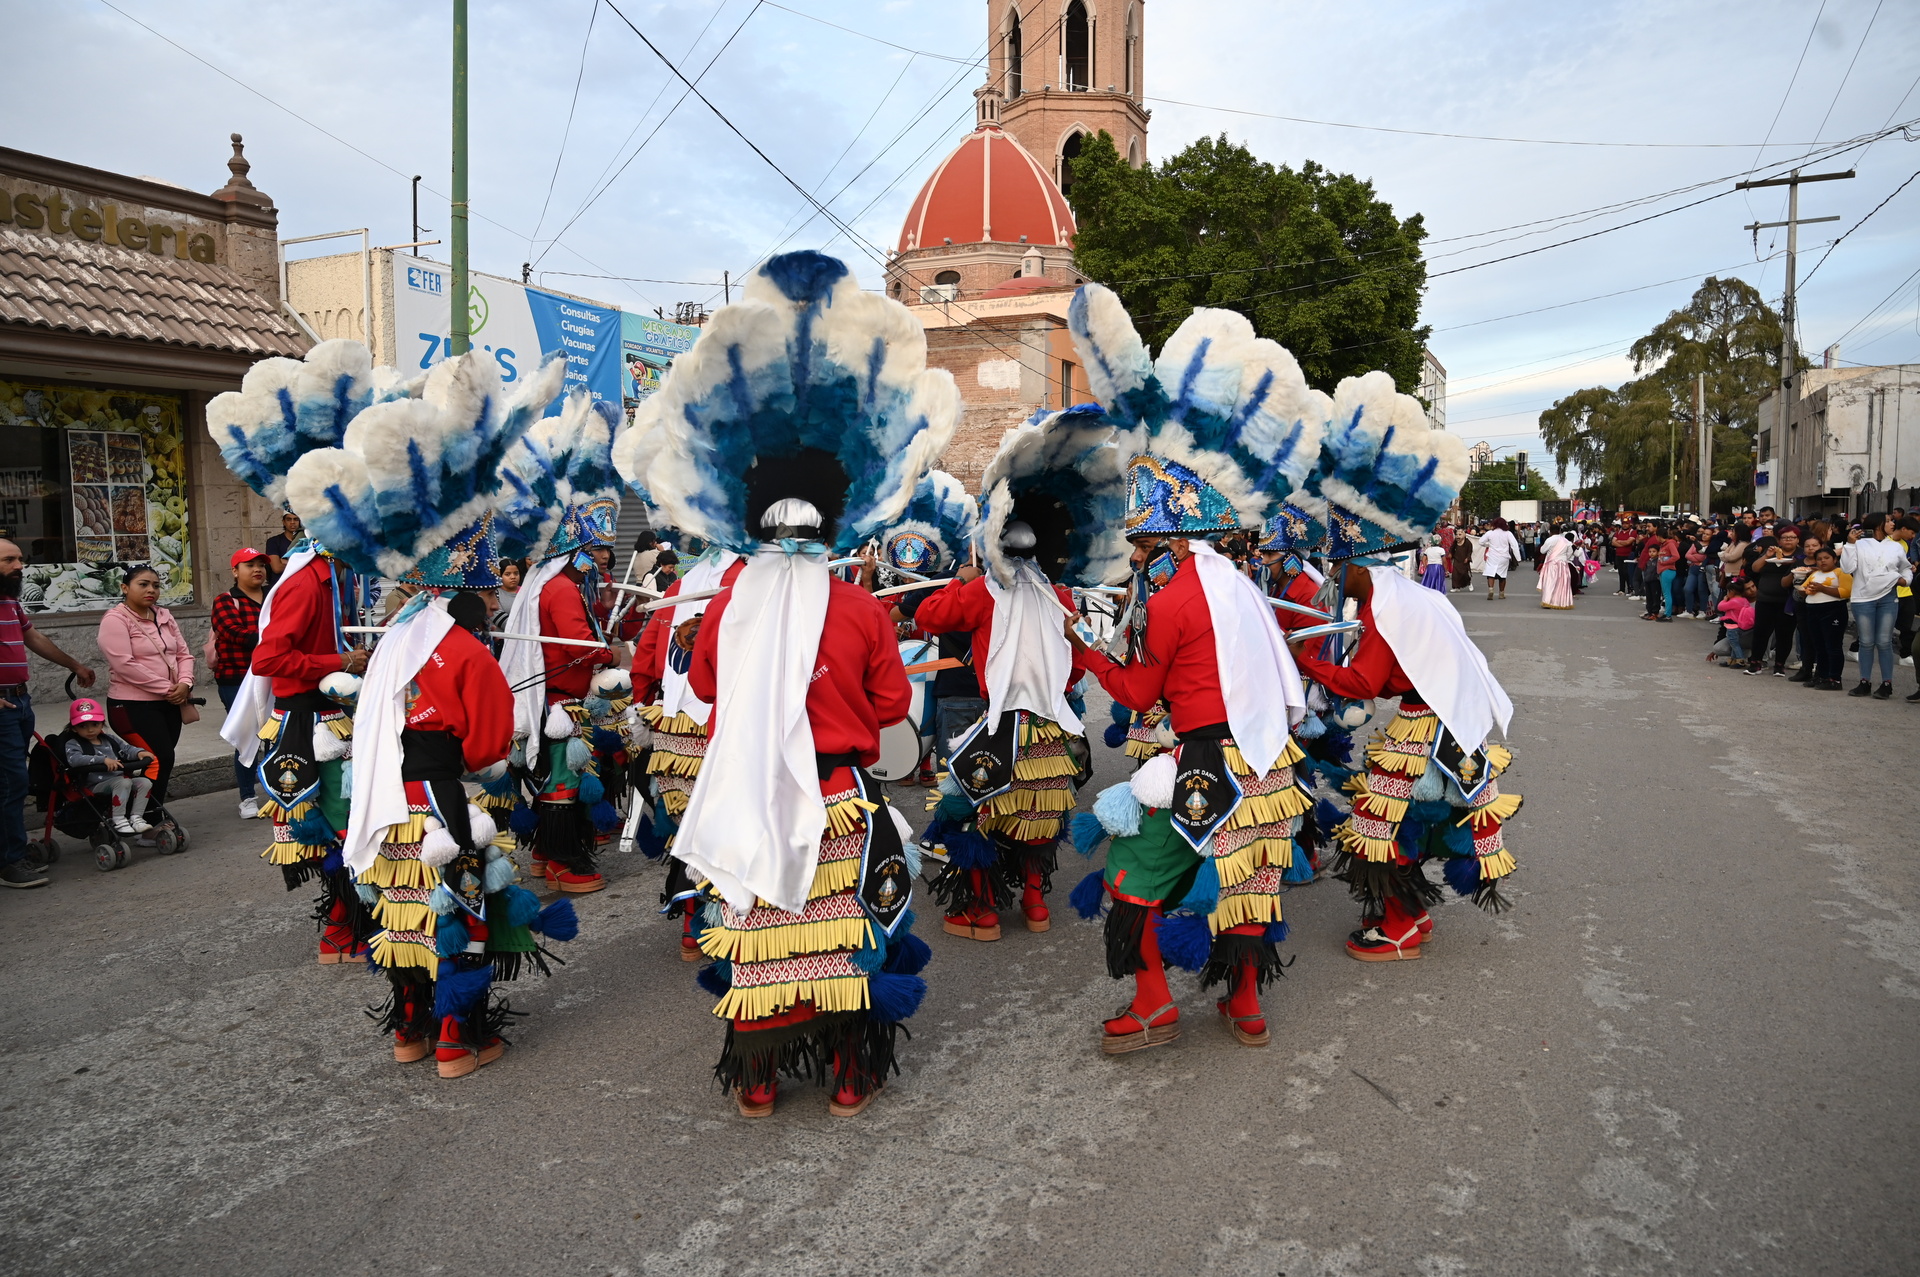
[[341, 596, 457, 874], [982, 560, 1082, 735], [1366, 565, 1512, 754], [1189, 541, 1305, 775], [219, 545, 321, 765]]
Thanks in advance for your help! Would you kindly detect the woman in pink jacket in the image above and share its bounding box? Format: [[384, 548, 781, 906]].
[[97, 565, 194, 823]]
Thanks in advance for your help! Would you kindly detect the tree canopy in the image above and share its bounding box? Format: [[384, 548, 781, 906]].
[[1066, 132, 1430, 394], [1538, 277, 1787, 512], [1458, 457, 1561, 520]]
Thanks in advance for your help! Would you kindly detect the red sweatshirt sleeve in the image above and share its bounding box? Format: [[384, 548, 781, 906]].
[[1291, 606, 1408, 701], [408, 627, 516, 772], [539, 572, 614, 698], [251, 561, 345, 690], [911, 574, 991, 635], [1079, 610, 1176, 713], [686, 587, 728, 706], [863, 594, 913, 729]]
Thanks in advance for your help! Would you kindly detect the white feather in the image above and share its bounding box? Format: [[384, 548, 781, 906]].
[[1130, 752, 1177, 809]]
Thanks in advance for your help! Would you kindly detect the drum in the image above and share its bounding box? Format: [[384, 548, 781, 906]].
[[869, 640, 936, 782]]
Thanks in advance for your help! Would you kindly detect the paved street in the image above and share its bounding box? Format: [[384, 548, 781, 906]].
[[2, 585, 1915, 1277]]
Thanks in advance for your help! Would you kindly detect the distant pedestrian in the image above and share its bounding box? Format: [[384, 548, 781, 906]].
[[1420, 541, 1448, 593], [1841, 513, 1912, 698], [211, 548, 267, 819], [1798, 547, 1851, 689], [264, 510, 303, 579], [1481, 519, 1521, 599], [97, 565, 194, 832], [0, 538, 97, 888]]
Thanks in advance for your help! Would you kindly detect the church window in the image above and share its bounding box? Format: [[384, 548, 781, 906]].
[[935, 270, 961, 286], [1124, 5, 1138, 96], [1065, 2, 1090, 92], [1060, 131, 1084, 195], [1007, 12, 1023, 98]]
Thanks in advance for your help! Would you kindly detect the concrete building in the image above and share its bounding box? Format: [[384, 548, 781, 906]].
[[0, 136, 307, 697], [1755, 364, 1920, 518], [1420, 348, 1447, 431]]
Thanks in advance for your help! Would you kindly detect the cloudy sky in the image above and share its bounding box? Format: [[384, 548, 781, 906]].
[[8, 0, 1919, 491]]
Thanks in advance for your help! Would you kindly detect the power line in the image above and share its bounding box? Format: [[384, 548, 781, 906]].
[[1830, 262, 1920, 351], [1811, 0, 1883, 143], [1799, 167, 1920, 290], [526, 0, 600, 259]]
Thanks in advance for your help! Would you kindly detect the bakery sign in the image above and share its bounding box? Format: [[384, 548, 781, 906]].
[[0, 183, 219, 264]]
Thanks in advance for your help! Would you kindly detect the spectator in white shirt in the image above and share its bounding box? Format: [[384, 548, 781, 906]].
[[1840, 512, 1913, 699], [1481, 519, 1523, 600]]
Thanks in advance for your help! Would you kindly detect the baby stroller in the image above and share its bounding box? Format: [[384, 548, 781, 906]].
[[27, 680, 192, 871]]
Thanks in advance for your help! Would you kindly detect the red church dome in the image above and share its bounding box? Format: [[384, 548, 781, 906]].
[[897, 124, 1075, 253]]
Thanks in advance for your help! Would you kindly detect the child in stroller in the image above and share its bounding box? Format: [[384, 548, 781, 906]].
[[61, 699, 155, 834]]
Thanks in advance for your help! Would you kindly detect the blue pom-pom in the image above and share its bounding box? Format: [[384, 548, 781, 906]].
[[483, 857, 515, 893], [501, 883, 542, 928], [583, 696, 612, 719], [593, 727, 623, 753], [355, 883, 379, 908], [695, 962, 731, 998], [293, 808, 338, 848], [432, 963, 493, 1021], [1282, 849, 1315, 884], [1103, 722, 1128, 749], [1442, 819, 1474, 856], [934, 791, 976, 821], [1313, 798, 1344, 834], [1069, 811, 1108, 858], [565, 738, 592, 772], [1177, 856, 1220, 916], [1411, 765, 1445, 802], [1263, 920, 1290, 945], [868, 971, 926, 1023], [578, 772, 605, 805], [427, 883, 457, 915], [1296, 713, 1327, 740], [1110, 700, 1132, 726], [435, 916, 469, 957], [1155, 912, 1215, 972], [532, 899, 579, 942], [1409, 799, 1452, 823], [479, 768, 516, 798], [509, 802, 539, 839], [1323, 732, 1355, 766], [940, 826, 998, 871], [1092, 782, 1142, 838], [851, 929, 888, 972], [589, 799, 620, 832], [881, 929, 931, 975], [633, 818, 669, 860], [1442, 852, 1480, 896], [902, 838, 921, 877], [1068, 869, 1108, 920]]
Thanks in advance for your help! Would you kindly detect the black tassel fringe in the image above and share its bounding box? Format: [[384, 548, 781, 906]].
[[534, 799, 597, 874], [927, 860, 1013, 915], [1104, 899, 1151, 978], [365, 966, 435, 1037], [712, 1010, 903, 1099], [1199, 931, 1291, 994], [995, 833, 1058, 895]]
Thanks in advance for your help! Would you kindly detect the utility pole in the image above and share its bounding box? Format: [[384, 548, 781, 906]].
[[410, 176, 423, 256], [722, 271, 730, 304], [1696, 372, 1710, 514], [1736, 167, 1852, 519], [450, 0, 471, 356], [1667, 418, 1676, 510]]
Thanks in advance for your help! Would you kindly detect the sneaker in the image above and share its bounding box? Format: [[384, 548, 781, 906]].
[[1906, 688, 1920, 703], [129, 815, 153, 833], [1773, 668, 1787, 677], [1903, 657, 1915, 668], [1874, 682, 1894, 700], [111, 817, 136, 835], [0, 862, 49, 889], [1848, 680, 1873, 697], [238, 796, 260, 820], [1743, 665, 1761, 676]]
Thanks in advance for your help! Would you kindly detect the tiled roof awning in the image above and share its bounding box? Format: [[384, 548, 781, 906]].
[[0, 226, 307, 358]]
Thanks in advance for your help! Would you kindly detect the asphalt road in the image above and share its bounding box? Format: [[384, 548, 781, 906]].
[[2, 583, 1915, 1277]]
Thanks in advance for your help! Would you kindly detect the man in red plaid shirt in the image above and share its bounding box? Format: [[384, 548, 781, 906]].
[[212, 549, 268, 818]]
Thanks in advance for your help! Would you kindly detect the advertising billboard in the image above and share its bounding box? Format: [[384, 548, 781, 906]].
[[622, 313, 700, 406], [391, 258, 620, 411]]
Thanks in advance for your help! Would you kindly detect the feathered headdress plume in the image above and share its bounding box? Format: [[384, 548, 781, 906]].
[[1067, 284, 1326, 539], [632, 251, 959, 551], [284, 351, 566, 580], [205, 339, 419, 507], [1309, 371, 1466, 560], [877, 470, 978, 573], [976, 405, 1129, 587]]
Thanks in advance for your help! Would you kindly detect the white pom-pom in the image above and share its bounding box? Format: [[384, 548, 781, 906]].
[[313, 728, 349, 761], [420, 826, 459, 868], [592, 669, 631, 695], [543, 704, 575, 740], [466, 803, 497, 849], [1130, 752, 1177, 810]]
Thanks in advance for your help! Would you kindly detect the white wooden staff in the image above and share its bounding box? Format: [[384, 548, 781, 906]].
[[342, 625, 611, 649]]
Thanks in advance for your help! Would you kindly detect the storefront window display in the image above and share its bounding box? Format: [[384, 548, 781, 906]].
[[0, 377, 192, 612]]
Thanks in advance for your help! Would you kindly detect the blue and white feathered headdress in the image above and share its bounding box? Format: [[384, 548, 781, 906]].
[[1068, 284, 1327, 539], [205, 339, 419, 508], [496, 391, 622, 564], [283, 350, 566, 581], [1308, 371, 1467, 561], [977, 404, 1129, 587], [631, 251, 958, 552], [878, 470, 978, 573]]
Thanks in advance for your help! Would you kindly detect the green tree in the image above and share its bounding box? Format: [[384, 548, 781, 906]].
[[1458, 458, 1561, 520], [1066, 132, 1430, 393], [1539, 277, 1787, 512]]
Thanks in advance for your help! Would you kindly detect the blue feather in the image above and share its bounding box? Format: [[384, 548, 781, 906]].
[[868, 971, 926, 1023], [1069, 869, 1109, 920], [578, 772, 604, 805], [764, 249, 849, 304], [1155, 912, 1215, 972], [695, 962, 731, 998], [589, 799, 621, 833], [1313, 798, 1345, 834], [1069, 811, 1108, 858], [1441, 819, 1475, 857], [532, 900, 579, 942], [881, 928, 931, 975], [1177, 856, 1221, 916], [500, 884, 542, 928], [509, 802, 539, 839], [1092, 782, 1142, 838], [432, 962, 493, 1022], [435, 916, 469, 957]]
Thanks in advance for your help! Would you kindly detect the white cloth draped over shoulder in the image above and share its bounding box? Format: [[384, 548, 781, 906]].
[[1367, 565, 1512, 754], [500, 555, 569, 741], [219, 544, 321, 765], [982, 560, 1082, 735], [659, 550, 741, 726], [342, 596, 456, 874], [1189, 541, 1305, 775], [673, 545, 830, 916]]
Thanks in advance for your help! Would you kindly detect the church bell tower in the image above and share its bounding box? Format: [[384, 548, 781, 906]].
[[988, 1, 1151, 195]]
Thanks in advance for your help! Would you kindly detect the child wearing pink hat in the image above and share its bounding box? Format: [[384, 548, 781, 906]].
[[64, 700, 155, 835]]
